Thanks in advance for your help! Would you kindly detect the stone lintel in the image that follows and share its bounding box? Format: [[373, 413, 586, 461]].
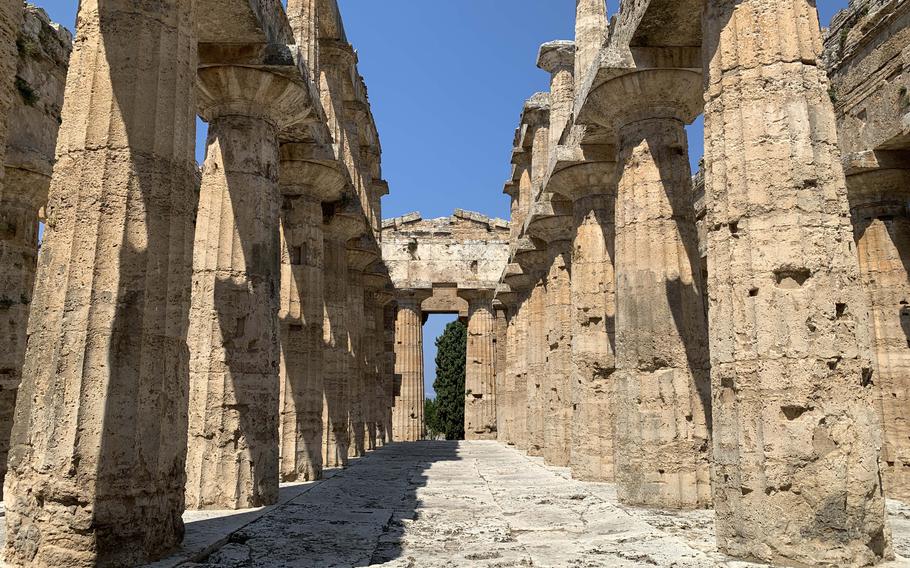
[[842, 149, 910, 176], [197, 0, 294, 45]]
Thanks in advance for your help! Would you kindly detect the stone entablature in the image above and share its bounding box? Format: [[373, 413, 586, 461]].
[[824, 0, 910, 157], [381, 210, 510, 292]]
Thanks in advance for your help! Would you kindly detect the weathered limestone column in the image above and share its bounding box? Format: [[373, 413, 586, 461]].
[[383, 303, 398, 444], [512, 242, 549, 456], [393, 290, 430, 441], [493, 299, 510, 441], [460, 289, 498, 440], [503, 264, 537, 450], [364, 266, 393, 449], [275, 145, 346, 483], [602, 69, 711, 509], [574, 0, 608, 91], [0, 7, 70, 497], [849, 168, 910, 502], [538, 41, 575, 153], [704, 2, 889, 563], [528, 201, 574, 468], [186, 66, 311, 510], [286, 0, 318, 77], [4, 0, 198, 564], [346, 240, 376, 458], [551, 161, 618, 482], [0, 1, 21, 171], [322, 213, 365, 467]]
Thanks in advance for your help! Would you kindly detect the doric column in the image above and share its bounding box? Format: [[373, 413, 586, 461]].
[[847, 169, 910, 502], [528, 199, 574, 468], [459, 289, 498, 440], [393, 290, 430, 441], [599, 69, 712, 509], [493, 299, 510, 441], [538, 41, 576, 155], [346, 238, 377, 458], [503, 264, 537, 451], [574, 0, 608, 92], [703, 2, 888, 563], [4, 0, 198, 564], [363, 266, 392, 450], [0, 1, 21, 172], [322, 212, 366, 467], [849, 168, 910, 501], [0, 7, 70, 497], [382, 302, 398, 444], [550, 160, 618, 482], [185, 66, 312, 510], [276, 144, 347, 483], [512, 241, 549, 456], [286, 0, 318, 78]]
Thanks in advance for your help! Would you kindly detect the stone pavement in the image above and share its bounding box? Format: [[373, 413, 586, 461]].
[[101, 441, 908, 567]]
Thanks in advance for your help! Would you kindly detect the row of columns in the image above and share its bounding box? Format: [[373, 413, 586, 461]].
[[495, 0, 901, 566], [0, 1, 398, 566]]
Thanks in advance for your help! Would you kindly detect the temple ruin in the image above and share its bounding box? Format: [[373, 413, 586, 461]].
[[0, 0, 907, 566]]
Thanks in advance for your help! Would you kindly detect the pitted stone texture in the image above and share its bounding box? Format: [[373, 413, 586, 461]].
[[0, 4, 71, 497], [570, 192, 617, 482], [185, 111, 282, 511], [525, 282, 547, 457], [704, 1, 890, 564], [393, 296, 426, 442], [278, 194, 324, 483], [160, 441, 910, 568], [613, 115, 712, 510], [542, 239, 573, 468], [323, 235, 352, 468], [3, 0, 199, 564], [464, 293, 497, 440]]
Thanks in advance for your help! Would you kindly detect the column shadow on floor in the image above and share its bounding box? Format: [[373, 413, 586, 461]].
[[177, 440, 462, 567]]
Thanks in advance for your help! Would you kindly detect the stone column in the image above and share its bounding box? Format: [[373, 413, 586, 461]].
[[604, 70, 712, 510], [493, 300, 510, 441], [383, 303, 398, 444], [185, 66, 311, 510], [528, 201, 574, 468], [574, 0, 608, 92], [364, 267, 392, 450], [553, 162, 618, 482], [4, 0, 198, 564], [704, 1, 889, 563], [322, 213, 365, 467], [460, 289, 498, 440], [286, 0, 318, 77], [393, 290, 429, 441], [275, 145, 346, 483], [538, 41, 575, 154], [345, 241, 376, 458], [848, 169, 910, 503], [504, 265, 537, 451], [0, 1, 21, 172]]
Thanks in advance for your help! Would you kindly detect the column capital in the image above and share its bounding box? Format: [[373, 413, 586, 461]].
[[197, 64, 315, 129], [346, 235, 380, 271], [846, 167, 910, 207], [537, 40, 576, 75], [279, 141, 351, 202], [395, 289, 432, 309], [318, 38, 357, 68], [546, 159, 617, 202], [324, 203, 369, 241], [579, 67, 704, 138], [456, 288, 496, 304], [526, 194, 573, 244]]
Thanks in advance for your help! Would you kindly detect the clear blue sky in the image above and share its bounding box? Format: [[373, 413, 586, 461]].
[[33, 0, 849, 398]]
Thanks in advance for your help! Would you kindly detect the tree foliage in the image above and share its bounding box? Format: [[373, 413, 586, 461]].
[[427, 320, 466, 440]]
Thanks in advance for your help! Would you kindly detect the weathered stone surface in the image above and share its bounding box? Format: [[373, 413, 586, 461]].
[[461, 290, 497, 440], [704, 1, 890, 564], [0, 4, 70, 497], [4, 0, 199, 564], [392, 291, 429, 442]]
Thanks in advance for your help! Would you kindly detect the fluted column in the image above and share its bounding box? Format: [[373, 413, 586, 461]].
[[704, 2, 888, 563], [383, 303, 397, 443], [345, 263, 366, 457], [393, 291, 429, 441], [493, 301, 510, 441], [286, 0, 318, 78], [461, 290, 498, 440], [0, 1, 20, 172], [186, 66, 311, 510], [598, 69, 712, 510], [276, 144, 347, 483], [848, 169, 910, 503], [322, 213, 365, 467], [4, 0, 198, 564], [538, 41, 575, 153], [528, 202, 574, 468], [526, 277, 547, 457], [500, 271, 534, 450], [555, 162, 618, 482], [574, 0, 608, 91]]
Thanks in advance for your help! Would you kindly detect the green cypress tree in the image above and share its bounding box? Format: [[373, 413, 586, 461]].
[[433, 320, 466, 440]]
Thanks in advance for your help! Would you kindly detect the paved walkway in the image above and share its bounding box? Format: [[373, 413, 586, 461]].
[[159, 441, 909, 567]]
